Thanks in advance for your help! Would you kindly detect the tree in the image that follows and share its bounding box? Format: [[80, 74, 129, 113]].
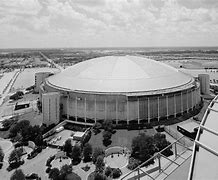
[[10, 93, 19, 101], [103, 131, 112, 141], [93, 122, 101, 135], [83, 143, 92, 162], [19, 124, 43, 146], [112, 168, 122, 178], [9, 120, 30, 138], [63, 139, 72, 156], [8, 148, 23, 164], [16, 91, 24, 97], [60, 164, 73, 178], [102, 131, 112, 146], [9, 91, 24, 101], [94, 172, 107, 180], [10, 169, 25, 180], [131, 133, 155, 163], [105, 166, 112, 177], [95, 155, 105, 173], [153, 133, 172, 156], [2, 118, 18, 129], [102, 120, 114, 132], [71, 144, 81, 162], [49, 168, 60, 180], [93, 122, 101, 130], [92, 147, 104, 164], [35, 134, 44, 146]]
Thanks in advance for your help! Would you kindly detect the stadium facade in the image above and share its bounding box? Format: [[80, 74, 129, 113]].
[[41, 56, 201, 125]]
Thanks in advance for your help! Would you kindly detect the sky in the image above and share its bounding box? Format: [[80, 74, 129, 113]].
[[0, 0, 218, 48]]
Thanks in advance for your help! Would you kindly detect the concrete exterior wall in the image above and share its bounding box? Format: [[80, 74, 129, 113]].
[[44, 81, 201, 125], [42, 92, 60, 125], [198, 74, 210, 95]]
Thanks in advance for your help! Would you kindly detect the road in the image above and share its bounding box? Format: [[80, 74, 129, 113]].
[[0, 70, 20, 107], [39, 52, 64, 71]]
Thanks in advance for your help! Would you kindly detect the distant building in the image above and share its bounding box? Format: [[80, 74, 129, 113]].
[[41, 56, 201, 126], [198, 74, 210, 95], [42, 92, 60, 125], [35, 72, 53, 93]]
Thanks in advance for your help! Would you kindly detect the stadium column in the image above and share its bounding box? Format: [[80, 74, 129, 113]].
[[191, 89, 194, 110], [137, 97, 140, 124], [127, 97, 129, 125], [195, 88, 197, 105], [94, 97, 97, 123], [84, 97, 87, 123], [181, 91, 183, 114], [116, 97, 118, 124], [166, 95, 169, 119], [148, 97, 150, 123], [105, 99, 107, 121], [174, 94, 176, 117], [186, 90, 189, 112], [67, 94, 69, 119], [158, 96, 160, 122], [75, 96, 77, 121]]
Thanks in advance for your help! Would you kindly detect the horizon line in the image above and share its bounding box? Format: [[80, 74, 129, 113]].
[[0, 45, 218, 50]]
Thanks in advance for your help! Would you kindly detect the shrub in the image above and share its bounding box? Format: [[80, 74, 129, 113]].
[[81, 165, 90, 172], [1, 118, 18, 129], [49, 168, 60, 179], [112, 168, 122, 179], [46, 167, 51, 174], [63, 139, 72, 155], [93, 123, 101, 135], [93, 172, 107, 180], [105, 166, 112, 177], [92, 147, 104, 164], [102, 131, 112, 146], [83, 143, 92, 162], [72, 144, 81, 162], [127, 157, 141, 170], [95, 155, 105, 173], [102, 120, 114, 132], [46, 156, 55, 166]]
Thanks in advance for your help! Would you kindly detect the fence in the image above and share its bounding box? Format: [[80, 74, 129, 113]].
[[105, 146, 130, 157], [120, 136, 193, 180]]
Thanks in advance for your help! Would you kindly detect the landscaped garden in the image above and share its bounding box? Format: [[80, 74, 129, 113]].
[[0, 118, 174, 180], [90, 121, 156, 150]]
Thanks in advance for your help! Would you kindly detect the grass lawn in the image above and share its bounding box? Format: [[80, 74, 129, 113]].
[[89, 128, 156, 151], [66, 172, 81, 180]]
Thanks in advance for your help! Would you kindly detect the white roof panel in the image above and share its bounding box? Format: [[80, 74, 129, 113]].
[[47, 56, 193, 93]]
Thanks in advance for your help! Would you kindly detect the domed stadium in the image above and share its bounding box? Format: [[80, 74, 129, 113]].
[[43, 56, 201, 125]]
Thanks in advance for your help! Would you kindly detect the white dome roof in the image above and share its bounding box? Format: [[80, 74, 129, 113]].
[[46, 56, 193, 93]]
